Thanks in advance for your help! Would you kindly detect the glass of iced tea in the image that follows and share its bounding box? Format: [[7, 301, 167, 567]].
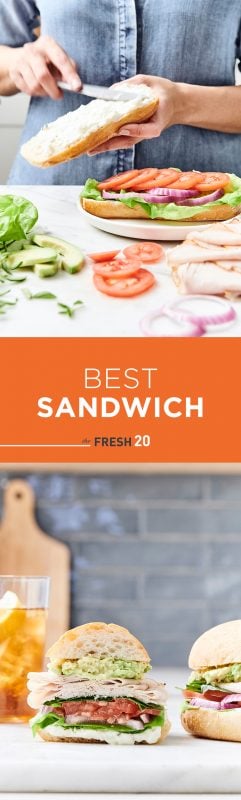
[[0, 576, 50, 723]]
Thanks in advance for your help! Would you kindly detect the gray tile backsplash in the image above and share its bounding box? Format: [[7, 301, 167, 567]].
[[1, 471, 241, 666]]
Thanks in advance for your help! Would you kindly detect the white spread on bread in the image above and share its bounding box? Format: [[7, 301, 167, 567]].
[[21, 84, 156, 164], [38, 721, 163, 744]]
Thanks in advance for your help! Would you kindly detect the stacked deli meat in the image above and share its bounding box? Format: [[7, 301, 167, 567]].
[[168, 218, 241, 298], [28, 622, 170, 745]]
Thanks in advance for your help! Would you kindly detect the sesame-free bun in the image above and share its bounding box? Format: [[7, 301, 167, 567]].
[[21, 89, 158, 167], [181, 707, 241, 743], [189, 619, 241, 671], [47, 622, 150, 664], [81, 198, 241, 223], [37, 717, 171, 745]]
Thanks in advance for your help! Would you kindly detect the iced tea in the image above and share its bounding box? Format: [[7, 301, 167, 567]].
[[0, 578, 49, 723]]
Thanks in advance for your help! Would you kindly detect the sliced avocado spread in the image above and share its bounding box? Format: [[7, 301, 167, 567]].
[[49, 655, 150, 680]]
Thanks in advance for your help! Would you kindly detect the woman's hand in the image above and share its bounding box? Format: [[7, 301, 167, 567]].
[[9, 35, 82, 99], [88, 74, 178, 154]]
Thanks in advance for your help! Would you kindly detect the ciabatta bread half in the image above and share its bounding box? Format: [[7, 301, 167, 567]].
[[21, 84, 158, 167], [38, 717, 171, 745], [47, 621, 150, 664], [81, 197, 241, 223]]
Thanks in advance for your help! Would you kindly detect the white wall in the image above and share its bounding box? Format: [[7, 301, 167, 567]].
[[0, 93, 28, 183]]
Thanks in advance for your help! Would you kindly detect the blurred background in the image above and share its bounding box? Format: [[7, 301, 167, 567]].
[[0, 466, 240, 666]]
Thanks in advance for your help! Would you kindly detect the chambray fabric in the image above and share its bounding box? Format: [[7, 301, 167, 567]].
[[1, 0, 241, 184]]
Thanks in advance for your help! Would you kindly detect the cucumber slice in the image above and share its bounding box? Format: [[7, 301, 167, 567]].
[[34, 262, 58, 278], [33, 234, 84, 274], [6, 247, 58, 269]]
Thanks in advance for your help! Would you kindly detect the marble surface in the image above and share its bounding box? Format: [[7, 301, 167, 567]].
[[1, 185, 241, 337], [1, 670, 241, 794]]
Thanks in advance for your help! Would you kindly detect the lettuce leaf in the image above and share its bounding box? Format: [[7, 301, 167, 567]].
[[31, 708, 164, 737], [44, 695, 161, 710], [81, 179, 102, 201], [0, 195, 38, 243], [81, 174, 241, 221]]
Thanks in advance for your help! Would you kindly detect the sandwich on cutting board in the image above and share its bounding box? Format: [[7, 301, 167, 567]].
[[28, 621, 170, 744], [21, 83, 158, 167], [181, 619, 241, 742]]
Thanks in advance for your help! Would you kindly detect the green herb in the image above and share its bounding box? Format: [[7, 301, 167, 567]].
[[23, 288, 57, 300], [57, 300, 83, 318]]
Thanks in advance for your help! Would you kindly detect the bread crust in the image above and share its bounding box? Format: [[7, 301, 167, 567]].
[[188, 619, 241, 670], [38, 718, 171, 745], [181, 707, 241, 743], [47, 621, 150, 663], [81, 197, 241, 224], [21, 98, 158, 167]]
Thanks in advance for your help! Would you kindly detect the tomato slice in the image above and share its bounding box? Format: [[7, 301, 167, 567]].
[[98, 170, 140, 191], [168, 171, 203, 189], [195, 172, 230, 192], [203, 689, 229, 702], [123, 242, 164, 263], [120, 168, 160, 189], [93, 257, 141, 278], [183, 689, 202, 700], [89, 250, 120, 263], [93, 267, 155, 297], [127, 168, 181, 191]]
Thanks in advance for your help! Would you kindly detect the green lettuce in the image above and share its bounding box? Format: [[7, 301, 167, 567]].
[[44, 694, 161, 710], [0, 195, 38, 243], [31, 708, 164, 737], [81, 174, 241, 222]]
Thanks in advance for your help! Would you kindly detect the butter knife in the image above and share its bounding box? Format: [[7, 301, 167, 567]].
[[57, 80, 139, 101]]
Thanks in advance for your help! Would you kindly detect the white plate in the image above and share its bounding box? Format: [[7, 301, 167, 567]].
[[78, 197, 211, 241]]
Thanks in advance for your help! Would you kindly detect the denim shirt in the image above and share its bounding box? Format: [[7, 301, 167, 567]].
[[1, 0, 241, 184]]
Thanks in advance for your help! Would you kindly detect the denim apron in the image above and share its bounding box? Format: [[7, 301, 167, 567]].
[[1, 0, 241, 184]]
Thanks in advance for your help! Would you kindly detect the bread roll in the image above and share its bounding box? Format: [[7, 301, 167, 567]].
[[81, 197, 241, 223], [47, 621, 150, 664], [181, 707, 241, 743], [21, 85, 158, 167]]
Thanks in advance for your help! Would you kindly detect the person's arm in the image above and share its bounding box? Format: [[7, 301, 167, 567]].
[[0, 36, 82, 99], [89, 74, 241, 155]]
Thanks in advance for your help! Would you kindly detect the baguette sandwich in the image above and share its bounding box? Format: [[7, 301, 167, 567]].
[[81, 169, 241, 223], [28, 621, 170, 745], [20, 85, 158, 167], [181, 620, 241, 743]]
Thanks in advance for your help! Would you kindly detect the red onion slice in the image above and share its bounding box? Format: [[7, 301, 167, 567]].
[[145, 188, 200, 198], [176, 189, 224, 206], [190, 697, 221, 710], [220, 694, 241, 709], [168, 295, 236, 327], [140, 306, 204, 338]]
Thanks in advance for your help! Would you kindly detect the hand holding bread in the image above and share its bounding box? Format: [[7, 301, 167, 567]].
[[88, 74, 177, 154]]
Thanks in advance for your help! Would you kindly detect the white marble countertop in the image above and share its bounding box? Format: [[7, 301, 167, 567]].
[[1, 185, 241, 337], [1, 670, 241, 795]]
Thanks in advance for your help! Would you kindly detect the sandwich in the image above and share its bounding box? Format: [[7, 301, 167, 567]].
[[81, 169, 241, 223], [169, 217, 241, 297], [181, 620, 241, 743], [20, 85, 158, 167], [28, 621, 170, 744]]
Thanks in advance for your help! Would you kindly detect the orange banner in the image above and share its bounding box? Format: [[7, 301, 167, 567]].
[[0, 337, 239, 463]]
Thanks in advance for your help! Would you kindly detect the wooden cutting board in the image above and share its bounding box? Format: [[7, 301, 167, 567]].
[[0, 479, 70, 648]]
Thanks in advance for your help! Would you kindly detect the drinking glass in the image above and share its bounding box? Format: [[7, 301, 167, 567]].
[[0, 576, 50, 722]]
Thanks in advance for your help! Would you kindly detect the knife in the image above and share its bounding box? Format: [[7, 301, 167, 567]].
[[57, 81, 139, 101]]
